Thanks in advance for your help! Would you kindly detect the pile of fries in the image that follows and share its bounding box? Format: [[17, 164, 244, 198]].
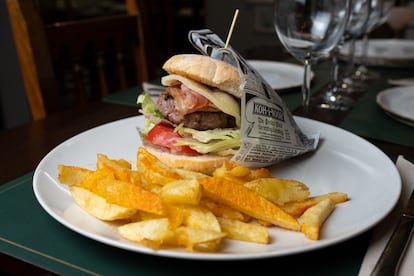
[[57, 147, 348, 252]]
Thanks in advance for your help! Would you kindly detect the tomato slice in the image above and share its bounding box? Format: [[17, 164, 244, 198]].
[[146, 122, 199, 155]]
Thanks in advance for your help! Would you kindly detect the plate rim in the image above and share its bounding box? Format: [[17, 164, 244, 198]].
[[32, 115, 401, 261]]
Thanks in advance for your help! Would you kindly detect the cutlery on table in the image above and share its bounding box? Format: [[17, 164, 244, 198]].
[[371, 189, 414, 276]]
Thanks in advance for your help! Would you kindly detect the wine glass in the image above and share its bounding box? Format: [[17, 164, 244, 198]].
[[273, 0, 351, 111], [312, 0, 372, 110], [349, 0, 395, 84]]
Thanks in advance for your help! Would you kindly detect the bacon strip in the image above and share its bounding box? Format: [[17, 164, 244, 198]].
[[169, 83, 219, 115]]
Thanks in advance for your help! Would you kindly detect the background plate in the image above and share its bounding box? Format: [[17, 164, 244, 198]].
[[247, 60, 313, 91], [33, 116, 400, 260], [340, 39, 414, 67], [376, 86, 414, 127]]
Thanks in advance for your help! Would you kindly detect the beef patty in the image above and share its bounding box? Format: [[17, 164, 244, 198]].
[[156, 90, 236, 130]]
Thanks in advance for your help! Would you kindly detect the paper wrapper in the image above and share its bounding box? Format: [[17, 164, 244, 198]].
[[188, 29, 320, 168]]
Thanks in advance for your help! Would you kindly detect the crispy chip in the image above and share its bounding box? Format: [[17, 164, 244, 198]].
[[199, 177, 300, 231], [217, 217, 269, 244], [58, 147, 349, 251], [244, 178, 310, 205], [280, 192, 348, 216], [300, 198, 335, 240], [97, 153, 131, 170], [160, 179, 201, 205], [81, 169, 165, 215], [137, 147, 182, 186], [118, 218, 173, 249], [70, 186, 137, 221], [213, 162, 274, 185], [169, 227, 226, 252], [180, 205, 221, 232], [200, 199, 250, 222], [58, 165, 93, 186]]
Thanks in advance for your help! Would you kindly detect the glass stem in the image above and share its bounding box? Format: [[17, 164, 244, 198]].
[[345, 38, 356, 77], [359, 33, 369, 73], [328, 46, 339, 94], [303, 58, 312, 108]]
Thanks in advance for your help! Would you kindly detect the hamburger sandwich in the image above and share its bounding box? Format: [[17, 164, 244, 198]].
[[137, 54, 242, 173]]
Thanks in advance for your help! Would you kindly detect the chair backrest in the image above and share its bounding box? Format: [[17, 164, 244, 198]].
[[6, 0, 149, 120]]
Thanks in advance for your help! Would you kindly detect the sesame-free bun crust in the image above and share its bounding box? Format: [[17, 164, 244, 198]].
[[145, 144, 232, 175], [162, 54, 242, 99]]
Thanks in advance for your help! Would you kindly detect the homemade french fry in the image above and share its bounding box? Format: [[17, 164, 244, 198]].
[[58, 165, 93, 186], [180, 205, 221, 232], [137, 147, 182, 186], [213, 162, 274, 185], [80, 169, 165, 215], [169, 226, 226, 252], [159, 179, 201, 205], [118, 218, 174, 249], [57, 147, 349, 252], [300, 198, 336, 240], [280, 192, 348, 216], [200, 198, 251, 222], [217, 217, 269, 244], [70, 186, 137, 221], [198, 177, 300, 231], [244, 178, 310, 205], [97, 153, 131, 170]]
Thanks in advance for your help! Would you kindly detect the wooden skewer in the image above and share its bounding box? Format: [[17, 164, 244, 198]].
[[224, 9, 239, 48]]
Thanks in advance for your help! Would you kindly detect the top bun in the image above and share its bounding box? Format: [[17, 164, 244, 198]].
[[162, 54, 242, 98]]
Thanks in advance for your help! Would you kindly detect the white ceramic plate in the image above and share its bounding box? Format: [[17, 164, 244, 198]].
[[33, 116, 401, 260], [247, 60, 314, 91], [340, 39, 414, 67], [376, 86, 414, 127]]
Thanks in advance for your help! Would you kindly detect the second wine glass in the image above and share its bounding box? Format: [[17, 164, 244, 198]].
[[312, 0, 372, 110], [273, 0, 351, 111]]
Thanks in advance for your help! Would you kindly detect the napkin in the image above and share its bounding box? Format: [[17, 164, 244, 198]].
[[358, 155, 414, 276]]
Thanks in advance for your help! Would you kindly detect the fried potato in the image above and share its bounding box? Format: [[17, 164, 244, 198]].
[[217, 217, 269, 244], [81, 169, 165, 215], [180, 205, 221, 232], [118, 218, 173, 249], [97, 153, 131, 170], [200, 199, 251, 222], [59, 147, 350, 251], [160, 179, 201, 205], [300, 198, 335, 240], [58, 165, 93, 186], [137, 147, 182, 186], [169, 227, 226, 252], [280, 192, 348, 216], [198, 177, 300, 231], [213, 162, 274, 185], [175, 168, 209, 179], [70, 186, 137, 220], [95, 154, 146, 185], [244, 178, 310, 205]]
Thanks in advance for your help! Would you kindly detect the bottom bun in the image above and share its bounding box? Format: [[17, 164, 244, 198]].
[[144, 145, 232, 175]]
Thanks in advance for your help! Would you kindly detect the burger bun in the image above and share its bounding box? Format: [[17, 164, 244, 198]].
[[162, 54, 242, 98], [144, 144, 231, 175]]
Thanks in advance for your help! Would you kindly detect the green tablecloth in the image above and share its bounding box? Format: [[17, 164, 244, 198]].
[[339, 66, 414, 148], [0, 173, 368, 275]]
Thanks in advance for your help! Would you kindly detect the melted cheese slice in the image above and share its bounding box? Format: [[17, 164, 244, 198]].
[[162, 74, 241, 127]]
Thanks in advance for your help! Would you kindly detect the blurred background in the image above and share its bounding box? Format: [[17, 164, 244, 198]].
[[1, 0, 413, 130]]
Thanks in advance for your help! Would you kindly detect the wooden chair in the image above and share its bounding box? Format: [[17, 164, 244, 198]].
[[6, 0, 149, 121]]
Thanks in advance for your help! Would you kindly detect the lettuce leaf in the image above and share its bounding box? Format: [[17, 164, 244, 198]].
[[137, 93, 163, 134]]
